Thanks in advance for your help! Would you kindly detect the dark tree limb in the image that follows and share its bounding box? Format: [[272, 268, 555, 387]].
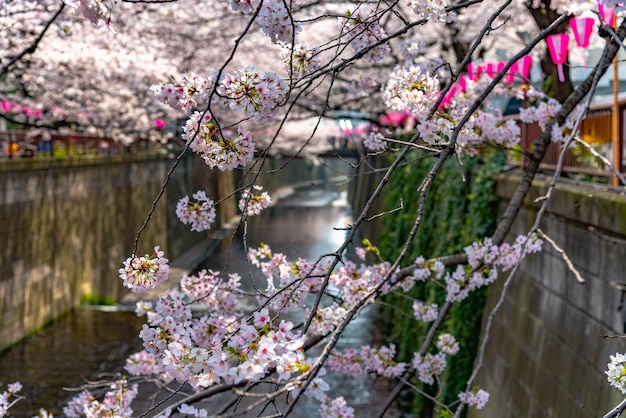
[[0, 2, 65, 79]]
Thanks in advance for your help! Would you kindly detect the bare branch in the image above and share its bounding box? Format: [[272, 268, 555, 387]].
[[538, 229, 585, 284]]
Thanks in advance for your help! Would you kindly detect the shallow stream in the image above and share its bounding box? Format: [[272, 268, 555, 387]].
[[0, 185, 395, 417]]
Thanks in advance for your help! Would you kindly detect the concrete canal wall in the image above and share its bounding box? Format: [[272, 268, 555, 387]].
[[0, 153, 236, 350], [471, 174, 626, 417]]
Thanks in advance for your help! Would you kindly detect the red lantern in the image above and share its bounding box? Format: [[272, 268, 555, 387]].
[[546, 33, 570, 82]]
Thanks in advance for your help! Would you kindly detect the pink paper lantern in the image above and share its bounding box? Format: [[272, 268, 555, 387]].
[[598, 2, 615, 26], [570, 17, 595, 67], [388, 111, 405, 126], [570, 17, 594, 48], [497, 61, 506, 74], [546, 33, 570, 82], [458, 75, 467, 92], [154, 118, 166, 129], [519, 55, 533, 81], [439, 85, 457, 109], [485, 63, 495, 78], [506, 62, 519, 85], [467, 63, 482, 81]]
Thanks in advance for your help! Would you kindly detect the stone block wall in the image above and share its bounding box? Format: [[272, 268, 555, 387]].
[[470, 174, 626, 417], [0, 153, 235, 350]]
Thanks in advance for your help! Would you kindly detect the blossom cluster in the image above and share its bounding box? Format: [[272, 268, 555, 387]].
[[150, 72, 216, 113], [132, 287, 311, 391], [118, 246, 169, 292], [436, 333, 460, 355], [519, 92, 585, 143], [328, 344, 407, 378], [281, 43, 320, 79], [412, 352, 448, 385], [179, 269, 242, 312], [319, 396, 355, 418], [412, 300, 439, 322], [259, 0, 301, 44], [399, 235, 542, 303], [249, 244, 332, 312], [329, 259, 392, 308], [416, 106, 480, 152], [410, 334, 460, 385], [175, 190, 216, 232], [64, 380, 138, 418], [606, 353, 626, 394], [444, 234, 543, 302], [474, 110, 521, 148], [383, 66, 440, 122], [151, 66, 286, 170], [238, 185, 272, 216], [122, 259, 328, 401], [286, 364, 331, 401], [0, 382, 22, 417], [408, 0, 449, 21], [458, 388, 490, 409], [338, 8, 390, 63], [363, 127, 388, 152], [182, 112, 255, 170], [217, 66, 287, 123]]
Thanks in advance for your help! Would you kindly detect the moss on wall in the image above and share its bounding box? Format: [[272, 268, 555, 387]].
[[377, 149, 505, 416], [0, 153, 236, 350]]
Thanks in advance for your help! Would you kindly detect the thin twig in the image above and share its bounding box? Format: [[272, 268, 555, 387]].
[[0, 2, 65, 78], [538, 229, 585, 284]]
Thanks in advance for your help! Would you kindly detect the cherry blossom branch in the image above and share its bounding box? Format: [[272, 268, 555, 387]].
[[492, 18, 626, 245], [457, 29, 624, 417], [374, 13, 620, 417]]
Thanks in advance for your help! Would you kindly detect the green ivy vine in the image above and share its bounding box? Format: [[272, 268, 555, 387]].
[[377, 148, 505, 417]]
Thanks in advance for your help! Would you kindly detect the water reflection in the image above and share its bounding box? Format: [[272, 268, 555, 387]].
[[0, 308, 144, 416]]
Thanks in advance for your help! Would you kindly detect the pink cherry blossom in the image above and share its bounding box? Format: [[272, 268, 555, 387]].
[[239, 185, 271, 216], [119, 246, 169, 292], [176, 190, 216, 232]]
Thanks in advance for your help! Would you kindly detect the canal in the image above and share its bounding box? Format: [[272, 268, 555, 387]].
[[0, 173, 396, 416]]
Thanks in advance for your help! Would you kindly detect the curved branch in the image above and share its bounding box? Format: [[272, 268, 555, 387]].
[[0, 2, 65, 79]]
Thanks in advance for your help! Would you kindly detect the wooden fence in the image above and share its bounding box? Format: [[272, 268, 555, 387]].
[[515, 97, 626, 182]]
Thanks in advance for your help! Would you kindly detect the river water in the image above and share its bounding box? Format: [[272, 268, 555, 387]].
[[0, 181, 395, 417]]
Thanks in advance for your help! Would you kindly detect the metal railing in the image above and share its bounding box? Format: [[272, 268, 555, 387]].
[[0, 130, 160, 159]]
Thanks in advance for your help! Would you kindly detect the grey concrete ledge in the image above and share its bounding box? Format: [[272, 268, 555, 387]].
[[498, 173, 626, 236]]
